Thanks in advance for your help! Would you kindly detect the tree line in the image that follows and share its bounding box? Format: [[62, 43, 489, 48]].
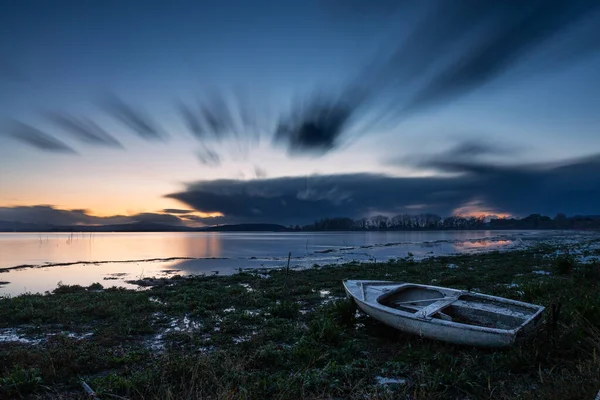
[[292, 213, 600, 231]]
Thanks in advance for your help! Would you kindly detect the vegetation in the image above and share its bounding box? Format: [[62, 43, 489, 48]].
[[298, 213, 600, 231], [1, 242, 600, 399]]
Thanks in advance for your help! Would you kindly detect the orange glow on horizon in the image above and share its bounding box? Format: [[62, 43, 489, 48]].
[[186, 211, 223, 218], [456, 211, 512, 219], [55, 210, 224, 220], [452, 201, 511, 219]]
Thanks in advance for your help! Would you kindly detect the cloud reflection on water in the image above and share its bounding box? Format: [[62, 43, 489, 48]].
[[0, 231, 566, 296]]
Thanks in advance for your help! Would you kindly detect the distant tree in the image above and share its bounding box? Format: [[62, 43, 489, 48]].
[[442, 216, 457, 229], [423, 213, 442, 229], [371, 215, 389, 230], [297, 211, 594, 232]]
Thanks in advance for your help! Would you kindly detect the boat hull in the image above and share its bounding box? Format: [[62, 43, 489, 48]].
[[343, 280, 544, 348]]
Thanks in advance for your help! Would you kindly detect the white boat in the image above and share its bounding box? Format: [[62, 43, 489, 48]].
[[343, 280, 545, 348]]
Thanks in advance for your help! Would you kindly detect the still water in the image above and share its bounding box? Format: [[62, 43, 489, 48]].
[[0, 230, 561, 295]]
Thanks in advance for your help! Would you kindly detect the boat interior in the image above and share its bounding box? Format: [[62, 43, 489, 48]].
[[377, 285, 535, 330]]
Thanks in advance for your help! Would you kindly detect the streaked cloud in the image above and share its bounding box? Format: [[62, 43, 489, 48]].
[[399, 1, 600, 115], [9, 122, 77, 154], [197, 147, 221, 167], [46, 112, 123, 148], [101, 94, 165, 141], [274, 0, 600, 154]]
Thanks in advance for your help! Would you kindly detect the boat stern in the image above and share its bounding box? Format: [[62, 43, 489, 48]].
[[515, 305, 546, 342]]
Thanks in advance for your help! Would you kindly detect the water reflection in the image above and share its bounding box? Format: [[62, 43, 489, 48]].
[[0, 232, 227, 268], [186, 233, 222, 258], [454, 239, 512, 250], [0, 231, 565, 296]]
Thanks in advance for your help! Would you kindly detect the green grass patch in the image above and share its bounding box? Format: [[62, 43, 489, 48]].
[[1, 243, 600, 399]]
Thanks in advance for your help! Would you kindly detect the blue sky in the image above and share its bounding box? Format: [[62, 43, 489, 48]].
[[1, 0, 599, 225]]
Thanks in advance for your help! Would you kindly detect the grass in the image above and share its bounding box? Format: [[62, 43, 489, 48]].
[[1, 243, 600, 399]]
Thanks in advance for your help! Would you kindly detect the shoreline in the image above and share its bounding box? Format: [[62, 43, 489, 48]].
[[2, 231, 600, 297], [1, 243, 600, 399]]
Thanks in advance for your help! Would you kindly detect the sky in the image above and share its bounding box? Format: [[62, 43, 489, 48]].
[[1, 0, 600, 227]]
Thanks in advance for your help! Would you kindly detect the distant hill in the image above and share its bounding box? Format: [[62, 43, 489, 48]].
[[0, 220, 55, 232], [50, 222, 195, 232], [0, 221, 291, 233]]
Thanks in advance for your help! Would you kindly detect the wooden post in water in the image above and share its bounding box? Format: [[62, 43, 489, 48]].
[[283, 252, 291, 299]]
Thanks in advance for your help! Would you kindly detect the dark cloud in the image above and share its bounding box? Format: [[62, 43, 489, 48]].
[[430, 155, 600, 217], [9, 122, 77, 154], [101, 94, 164, 140], [46, 112, 122, 148], [166, 153, 600, 224], [448, 140, 516, 158], [165, 174, 461, 226], [0, 206, 130, 226], [273, 90, 365, 156], [398, 139, 522, 168], [4, 149, 600, 228], [0, 206, 191, 227], [401, 145, 600, 217]]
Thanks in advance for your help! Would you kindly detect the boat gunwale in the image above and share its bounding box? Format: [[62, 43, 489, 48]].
[[344, 280, 545, 336]]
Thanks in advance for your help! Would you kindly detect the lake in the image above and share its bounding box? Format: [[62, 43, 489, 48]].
[[0, 230, 588, 295]]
